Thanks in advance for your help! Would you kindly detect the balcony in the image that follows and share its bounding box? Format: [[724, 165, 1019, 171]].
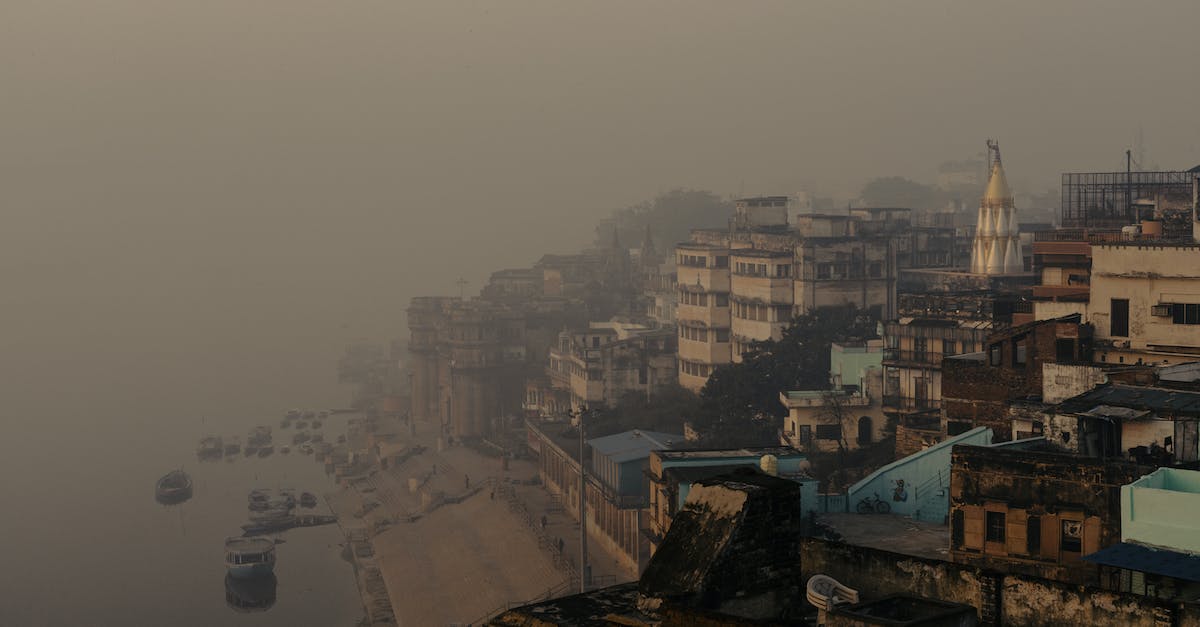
[[882, 349, 945, 367], [1033, 229, 1125, 244], [883, 395, 941, 411], [1031, 285, 1090, 301]]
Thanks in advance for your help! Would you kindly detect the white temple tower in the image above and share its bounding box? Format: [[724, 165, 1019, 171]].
[[970, 140, 1023, 274]]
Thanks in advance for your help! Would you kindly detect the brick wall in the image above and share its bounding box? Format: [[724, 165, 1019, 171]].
[[895, 422, 944, 458]]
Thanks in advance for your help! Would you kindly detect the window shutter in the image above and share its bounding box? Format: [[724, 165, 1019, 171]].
[[1041, 514, 1060, 559], [1005, 509, 1028, 555], [1083, 516, 1102, 556], [963, 505, 984, 550]]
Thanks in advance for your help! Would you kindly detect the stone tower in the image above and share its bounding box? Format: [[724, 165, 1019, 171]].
[[970, 140, 1024, 274]]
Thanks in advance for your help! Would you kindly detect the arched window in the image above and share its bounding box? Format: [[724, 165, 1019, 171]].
[[857, 416, 873, 446]]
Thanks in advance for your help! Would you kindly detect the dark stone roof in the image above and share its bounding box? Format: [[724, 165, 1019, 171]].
[[1057, 384, 1200, 418], [639, 468, 801, 600], [662, 463, 758, 485], [490, 582, 642, 626], [1084, 542, 1200, 582]]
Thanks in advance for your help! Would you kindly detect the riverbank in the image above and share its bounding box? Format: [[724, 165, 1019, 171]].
[[326, 415, 635, 625]]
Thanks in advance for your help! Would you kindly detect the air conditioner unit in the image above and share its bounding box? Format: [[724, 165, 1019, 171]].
[[1115, 340, 1131, 348], [1151, 304, 1172, 317]]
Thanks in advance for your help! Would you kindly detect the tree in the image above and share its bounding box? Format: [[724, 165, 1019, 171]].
[[585, 385, 700, 439], [690, 306, 877, 447]]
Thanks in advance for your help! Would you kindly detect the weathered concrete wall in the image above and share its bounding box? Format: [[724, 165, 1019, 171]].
[[895, 422, 944, 458], [799, 537, 1200, 627], [949, 445, 1145, 586], [1042, 363, 1109, 404], [1001, 575, 1168, 627]]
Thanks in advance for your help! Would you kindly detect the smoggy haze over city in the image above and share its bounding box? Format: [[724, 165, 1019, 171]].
[[2, 0, 1199, 419]]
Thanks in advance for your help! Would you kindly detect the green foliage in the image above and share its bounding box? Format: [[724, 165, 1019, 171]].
[[586, 385, 700, 439], [692, 306, 878, 447]]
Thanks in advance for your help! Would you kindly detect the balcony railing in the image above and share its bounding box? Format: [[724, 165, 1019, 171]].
[[883, 349, 945, 366], [883, 395, 941, 411], [1032, 229, 1125, 243]]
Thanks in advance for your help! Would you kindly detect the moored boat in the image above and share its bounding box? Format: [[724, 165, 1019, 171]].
[[225, 573, 277, 612], [299, 492, 318, 508], [155, 470, 193, 504], [257, 445, 274, 458], [224, 441, 241, 456], [197, 436, 223, 459], [280, 445, 290, 454], [224, 536, 276, 579]]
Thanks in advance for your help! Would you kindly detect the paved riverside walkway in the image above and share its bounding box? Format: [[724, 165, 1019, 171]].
[[328, 417, 634, 626]]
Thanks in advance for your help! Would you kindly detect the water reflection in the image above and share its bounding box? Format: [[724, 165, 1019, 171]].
[[225, 573, 278, 613]]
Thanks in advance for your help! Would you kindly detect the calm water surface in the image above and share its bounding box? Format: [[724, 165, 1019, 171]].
[[0, 409, 363, 626]]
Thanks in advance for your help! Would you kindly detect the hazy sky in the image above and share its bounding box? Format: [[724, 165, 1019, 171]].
[[2, 1, 1199, 418]]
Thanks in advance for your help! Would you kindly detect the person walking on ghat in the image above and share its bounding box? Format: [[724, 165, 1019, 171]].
[[557, 537, 564, 553], [464, 474, 470, 489], [541, 515, 547, 530]]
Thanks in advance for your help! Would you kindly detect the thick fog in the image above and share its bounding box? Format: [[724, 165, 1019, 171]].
[[3, 0, 1199, 422]]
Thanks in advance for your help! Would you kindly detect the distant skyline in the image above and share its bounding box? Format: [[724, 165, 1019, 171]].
[[2, 1, 1199, 421]]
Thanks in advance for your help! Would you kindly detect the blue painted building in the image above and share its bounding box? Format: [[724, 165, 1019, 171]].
[[842, 426, 993, 523], [586, 429, 684, 505]]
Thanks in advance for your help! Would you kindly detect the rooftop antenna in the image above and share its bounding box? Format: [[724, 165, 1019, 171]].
[[455, 278, 468, 299]]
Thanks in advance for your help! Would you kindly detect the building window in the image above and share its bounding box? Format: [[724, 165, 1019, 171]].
[[869, 261, 883, 278], [951, 510, 965, 549], [714, 256, 728, 268], [1171, 303, 1200, 325], [1055, 338, 1075, 363], [1111, 298, 1129, 337], [1061, 520, 1083, 552], [943, 340, 957, 357], [815, 424, 841, 441], [817, 263, 831, 279], [988, 344, 1002, 366], [1012, 335, 1028, 367], [714, 293, 729, 307], [913, 337, 928, 361], [1027, 515, 1041, 554], [857, 416, 873, 445], [986, 511, 1006, 543], [715, 329, 729, 343], [799, 425, 812, 444]]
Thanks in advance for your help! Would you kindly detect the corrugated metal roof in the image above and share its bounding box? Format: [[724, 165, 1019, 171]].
[[1058, 384, 1200, 418], [587, 429, 684, 463], [1083, 542, 1200, 582]]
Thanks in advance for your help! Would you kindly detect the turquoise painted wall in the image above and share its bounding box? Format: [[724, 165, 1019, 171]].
[[843, 427, 993, 523], [830, 344, 882, 390], [1122, 467, 1200, 553]]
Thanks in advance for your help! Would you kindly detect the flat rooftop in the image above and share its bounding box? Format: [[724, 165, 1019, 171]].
[[655, 446, 804, 460], [817, 513, 950, 560]]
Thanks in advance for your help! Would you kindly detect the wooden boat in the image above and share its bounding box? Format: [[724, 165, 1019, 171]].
[[155, 470, 193, 504]]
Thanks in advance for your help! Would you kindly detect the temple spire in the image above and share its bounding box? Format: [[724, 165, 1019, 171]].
[[971, 140, 1023, 274]]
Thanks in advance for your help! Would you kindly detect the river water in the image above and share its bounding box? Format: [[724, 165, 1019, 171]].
[[0, 407, 364, 626]]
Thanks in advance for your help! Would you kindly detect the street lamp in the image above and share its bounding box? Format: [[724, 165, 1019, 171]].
[[570, 405, 592, 592]]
